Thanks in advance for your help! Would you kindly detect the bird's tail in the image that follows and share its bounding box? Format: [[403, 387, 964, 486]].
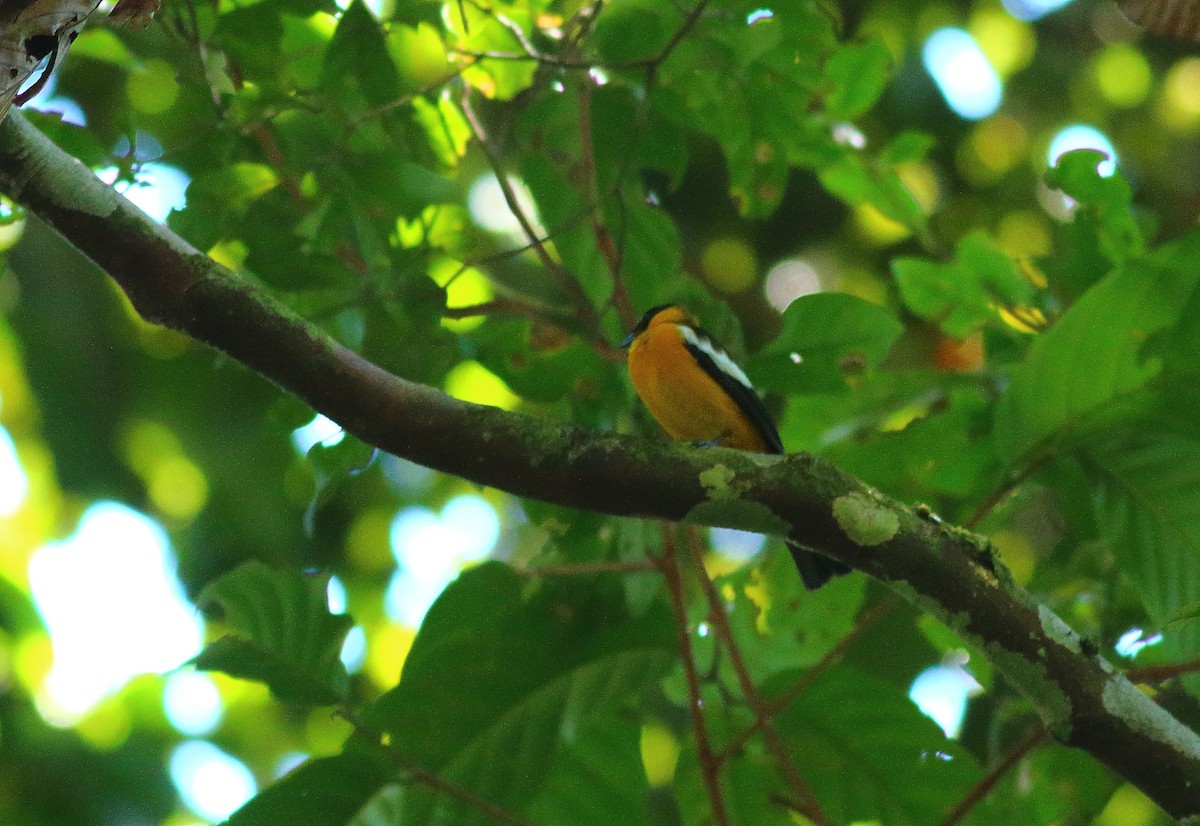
[[787, 540, 851, 590]]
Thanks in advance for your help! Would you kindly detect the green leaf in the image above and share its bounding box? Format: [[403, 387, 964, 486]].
[[188, 163, 280, 215], [592, 0, 674, 63], [747, 292, 903, 393], [654, 1, 834, 218], [70, 29, 136, 66], [819, 151, 927, 235], [225, 753, 392, 825], [1167, 600, 1200, 631], [675, 749, 794, 826], [824, 386, 1002, 503], [23, 111, 108, 167], [321, 0, 402, 106], [613, 518, 665, 616], [194, 561, 353, 705], [1089, 431, 1200, 686], [525, 717, 652, 826], [445, 3, 537, 100], [362, 563, 675, 825], [824, 39, 892, 120], [880, 131, 935, 165], [305, 434, 377, 531], [1046, 149, 1141, 253], [722, 544, 868, 681], [893, 231, 1031, 338], [468, 317, 616, 406], [995, 244, 1200, 462], [775, 667, 981, 825], [618, 199, 684, 314]]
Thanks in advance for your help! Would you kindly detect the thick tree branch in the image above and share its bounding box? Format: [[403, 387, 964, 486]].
[[3, 111, 1200, 818]]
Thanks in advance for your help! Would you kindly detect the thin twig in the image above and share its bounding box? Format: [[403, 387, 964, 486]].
[[441, 297, 559, 322], [249, 123, 305, 205], [1127, 658, 1200, 684], [449, 0, 709, 71], [965, 453, 1052, 529], [349, 65, 471, 127], [403, 765, 538, 826], [442, 299, 623, 361], [768, 594, 899, 715], [574, 74, 634, 331], [342, 713, 538, 826], [682, 530, 834, 826], [657, 526, 732, 826], [519, 559, 659, 577], [940, 725, 1048, 826], [459, 84, 601, 336], [459, 87, 560, 279], [719, 595, 898, 760], [652, 0, 711, 66]]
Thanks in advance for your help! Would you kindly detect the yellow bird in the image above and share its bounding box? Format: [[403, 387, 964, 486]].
[[622, 305, 848, 589]]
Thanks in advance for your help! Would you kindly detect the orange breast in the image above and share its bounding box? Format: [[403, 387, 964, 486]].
[[627, 323, 769, 452]]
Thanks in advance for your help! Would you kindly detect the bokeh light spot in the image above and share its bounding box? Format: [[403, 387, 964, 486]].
[[1047, 124, 1117, 176], [854, 203, 910, 246], [127, 59, 180, 114], [163, 671, 224, 737], [764, 258, 822, 311], [96, 163, 190, 223], [909, 659, 982, 738], [467, 174, 544, 241], [1115, 627, 1164, 658], [996, 210, 1052, 259], [922, 28, 1002, 120], [28, 502, 204, 723], [24, 73, 87, 126], [327, 575, 348, 614], [641, 721, 681, 786], [701, 237, 758, 294], [430, 258, 493, 333], [75, 698, 133, 750], [709, 527, 768, 562], [969, 8, 1035, 78], [386, 495, 500, 626], [959, 114, 1029, 186], [1160, 58, 1200, 131], [1001, 0, 1075, 21], [1094, 44, 1152, 109], [366, 622, 415, 687], [170, 740, 256, 822], [292, 414, 345, 454], [444, 361, 520, 410], [148, 455, 208, 521], [340, 625, 367, 672], [0, 425, 28, 516]]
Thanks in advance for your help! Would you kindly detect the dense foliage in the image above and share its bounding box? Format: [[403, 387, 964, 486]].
[[3, 0, 1200, 823]]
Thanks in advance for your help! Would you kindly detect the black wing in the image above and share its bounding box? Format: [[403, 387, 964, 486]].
[[685, 326, 851, 590], [682, 333, 785, 455]]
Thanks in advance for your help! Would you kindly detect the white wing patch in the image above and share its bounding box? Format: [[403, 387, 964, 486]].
[[679, 325, 755, 391]]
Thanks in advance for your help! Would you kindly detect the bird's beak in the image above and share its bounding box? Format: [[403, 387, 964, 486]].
[[619, 333, 635, 349]]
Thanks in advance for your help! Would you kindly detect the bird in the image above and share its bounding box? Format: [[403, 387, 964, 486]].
[[621, 304, 849, 589]]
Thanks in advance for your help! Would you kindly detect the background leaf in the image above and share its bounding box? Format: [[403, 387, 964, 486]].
[[747, 292, 903, 393], [361, 563, 674, 825], [195, 561, 353, 705], [775, 667, 982, 825], [225, 753, 392, 826], [994, 234, 1200, 463], [893, 231, 1031, 338]]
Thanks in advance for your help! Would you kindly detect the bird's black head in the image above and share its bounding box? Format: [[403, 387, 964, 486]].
[[620, 304, 681, 348]]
